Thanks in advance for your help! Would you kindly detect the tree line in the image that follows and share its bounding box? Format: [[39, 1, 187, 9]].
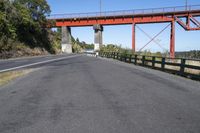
[[176, 50, 200, 59]]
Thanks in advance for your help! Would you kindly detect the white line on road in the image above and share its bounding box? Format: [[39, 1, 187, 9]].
[[0, 55, 81, 73]]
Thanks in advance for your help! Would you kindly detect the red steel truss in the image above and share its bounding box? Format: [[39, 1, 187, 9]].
[[48, 5, 200, 58]]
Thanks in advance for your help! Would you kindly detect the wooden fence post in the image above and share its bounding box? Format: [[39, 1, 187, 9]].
[[161, 58, 165, 71], [135, 55, 138, 65], [129, 55, 132, 63], [124, 54, 127, 62], [142, 56, 145, 66], [180, 59, 186, 75], [152, 56, 156, 68]]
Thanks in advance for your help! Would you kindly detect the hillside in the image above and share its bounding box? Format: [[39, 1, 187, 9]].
[[0, 0, 61, 59]]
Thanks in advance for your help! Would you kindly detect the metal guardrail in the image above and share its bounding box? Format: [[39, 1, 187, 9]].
[[48, 5, 200, 19], [84, 51, 97, 56], [99, 52, 200, 80]]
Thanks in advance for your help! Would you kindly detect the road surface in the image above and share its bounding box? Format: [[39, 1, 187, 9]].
[[0, 55, 200, 133], [0, 54, 74, 72]]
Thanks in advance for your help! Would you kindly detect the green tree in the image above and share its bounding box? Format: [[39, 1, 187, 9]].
[[0, 0, 55, 53], [0, 0, 17, 49], [13, 0, 51, 49]]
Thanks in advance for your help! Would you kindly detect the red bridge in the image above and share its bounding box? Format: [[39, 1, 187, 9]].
[[48, 5, 200, 58]]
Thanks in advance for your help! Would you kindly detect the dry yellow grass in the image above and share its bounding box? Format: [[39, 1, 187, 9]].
[[185, 60, 200, 75], [0, 69, 33, 86], [143, 59, 200, 75]]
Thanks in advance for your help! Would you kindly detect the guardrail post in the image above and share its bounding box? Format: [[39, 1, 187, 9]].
[[180, 59, 186, 75], [161, 58, 165, 71], [129, 55, 132, 63], [142, 56, 145, 66], [152, 56, 156, 68], [135, 55, 138, 65]]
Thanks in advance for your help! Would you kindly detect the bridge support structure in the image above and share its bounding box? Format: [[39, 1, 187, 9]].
[[170, 20, 175, 58], [61, 26, 72, 53], [51, 5, 200, 57], [93, 24, 103, 51], [132, 23, 136, 53]]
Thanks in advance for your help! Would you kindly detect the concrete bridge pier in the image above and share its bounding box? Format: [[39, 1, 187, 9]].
[[61, 26, 72, 53], [93, 24, 103, 51]]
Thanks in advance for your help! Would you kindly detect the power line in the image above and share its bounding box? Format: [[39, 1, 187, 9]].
[[186, 0, 188, 10], [100, 0, 102, 16]]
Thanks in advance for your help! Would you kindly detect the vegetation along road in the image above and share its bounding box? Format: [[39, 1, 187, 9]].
[[0, 55, 200, 133]]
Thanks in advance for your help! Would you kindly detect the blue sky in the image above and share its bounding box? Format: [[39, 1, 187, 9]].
[[47, 0, 200, 52]]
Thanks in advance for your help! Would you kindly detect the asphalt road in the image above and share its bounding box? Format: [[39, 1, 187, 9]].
[[0, 54, 73, 72], [0, 55, 200, 133]]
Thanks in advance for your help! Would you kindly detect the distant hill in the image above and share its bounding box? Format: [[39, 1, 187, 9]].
[[175, 50, 200, 59]]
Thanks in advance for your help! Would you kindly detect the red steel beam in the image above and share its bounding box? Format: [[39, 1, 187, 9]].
[[49, 5, 200, 24], [175, 15, 200, 31], [132, 23, 136, 52], [55, 16, 173, 27], [170, 20, 175, 58], [54, 13, 200, 28], [190, 16, 200, 26]]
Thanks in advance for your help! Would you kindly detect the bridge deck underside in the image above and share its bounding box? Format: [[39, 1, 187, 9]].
[[51, 11, 200, 27]]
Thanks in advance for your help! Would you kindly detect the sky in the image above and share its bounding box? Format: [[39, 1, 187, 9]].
[[47, 0, 200, 52]]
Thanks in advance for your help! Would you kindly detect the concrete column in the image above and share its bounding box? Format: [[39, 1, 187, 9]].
[[61, 26, 72, 53], [93, 24, 103, 51]]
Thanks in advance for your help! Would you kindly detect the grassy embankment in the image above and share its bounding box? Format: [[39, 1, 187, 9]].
[[0, 69, 33, 86]]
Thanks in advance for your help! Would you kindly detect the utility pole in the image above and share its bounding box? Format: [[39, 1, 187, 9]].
[[186, 0, 188, 10], [100, 0, 102, 16]]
